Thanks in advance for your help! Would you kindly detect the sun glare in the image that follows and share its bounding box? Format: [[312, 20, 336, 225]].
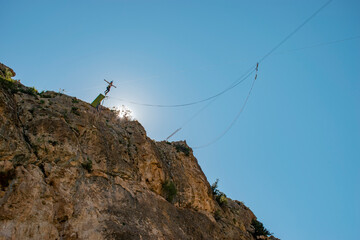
[[116, 105, 135, 120]]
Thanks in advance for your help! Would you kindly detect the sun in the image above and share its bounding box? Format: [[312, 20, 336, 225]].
[[117, 105, 135, 120]]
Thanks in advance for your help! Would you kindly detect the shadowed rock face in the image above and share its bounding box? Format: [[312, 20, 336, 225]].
[[0, 78, 275, 240]]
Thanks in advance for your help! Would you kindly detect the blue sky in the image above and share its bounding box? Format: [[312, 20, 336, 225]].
[[2, 0, 359, 239]]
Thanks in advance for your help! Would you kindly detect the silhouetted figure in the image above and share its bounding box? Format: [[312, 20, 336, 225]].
[[104, 79, 116, 95]]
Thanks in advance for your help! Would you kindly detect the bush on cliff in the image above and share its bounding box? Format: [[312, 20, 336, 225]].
[[174, 144, 191, 156], [162, 180, 177, 203], [0, 77, 38, 96], [211, 179, 227, 207], [251, 219, 271, 238], [81, 158, 93, 173]]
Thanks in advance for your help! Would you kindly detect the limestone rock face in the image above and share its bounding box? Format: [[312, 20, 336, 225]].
[[0, 78, 270, 240]]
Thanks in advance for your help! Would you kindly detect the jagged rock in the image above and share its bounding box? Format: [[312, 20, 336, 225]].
[[0, 76, 276, 240]]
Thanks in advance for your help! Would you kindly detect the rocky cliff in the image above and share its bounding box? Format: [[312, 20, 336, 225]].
[[0, 64, 277, 240]]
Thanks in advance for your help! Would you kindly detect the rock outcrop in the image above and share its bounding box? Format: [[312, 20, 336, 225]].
[[0, 70, 277, 240], [0, 63, 15, 80]]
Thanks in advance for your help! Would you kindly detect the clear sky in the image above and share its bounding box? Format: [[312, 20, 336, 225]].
[[2, 0, 359, 239]]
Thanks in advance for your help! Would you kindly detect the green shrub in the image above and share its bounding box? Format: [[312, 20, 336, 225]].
[[0, 77, 18, 93], [162, 180, 177, 203], [40, 100, 45, 104], [19, 86, 38, 96], [81, 158, 93, 173], [251, 219, 271, 238], [175, 144, 190, 156], [211, 179, 227, 207], [72, 98, 79, 103], [0, 75, 15, 83], [4, 67, 15, 80]]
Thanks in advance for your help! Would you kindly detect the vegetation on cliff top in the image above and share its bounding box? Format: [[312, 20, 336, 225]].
[[211, 179, 227, 207], [0, 77, 38, 96], [251, 219, 272, 238]]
